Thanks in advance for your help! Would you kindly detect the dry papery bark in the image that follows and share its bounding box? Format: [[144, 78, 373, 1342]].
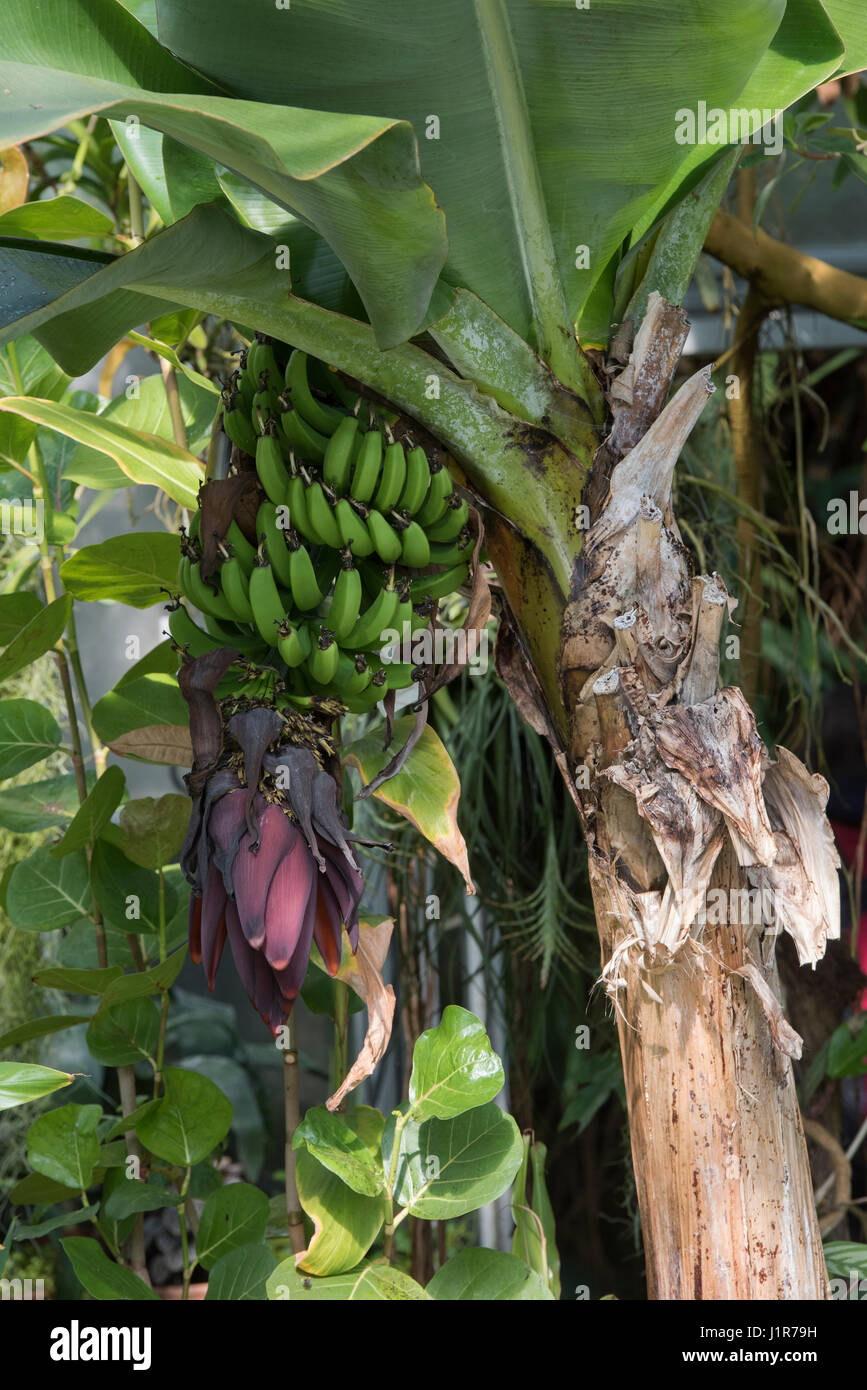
[[554, 294, 840, 1298]]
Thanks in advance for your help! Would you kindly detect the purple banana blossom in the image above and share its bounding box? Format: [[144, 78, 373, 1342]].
[[178, 651, 376, 1033]]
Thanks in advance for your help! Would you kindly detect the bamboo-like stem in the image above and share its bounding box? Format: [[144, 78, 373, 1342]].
[[283, 1017, 305, 1253], [158, 355, 188, 452], [117, 1064, 151, 1288], [331, 981, 350, 1110]]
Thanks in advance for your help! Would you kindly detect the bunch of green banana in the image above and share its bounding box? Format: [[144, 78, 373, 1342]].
[[181, 339, 480, 710]]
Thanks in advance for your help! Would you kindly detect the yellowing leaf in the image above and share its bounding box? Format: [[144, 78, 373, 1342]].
[[343, 719, 473, 893]]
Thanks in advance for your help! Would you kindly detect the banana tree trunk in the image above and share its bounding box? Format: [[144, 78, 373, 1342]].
[[493, 296, 836, 1299]]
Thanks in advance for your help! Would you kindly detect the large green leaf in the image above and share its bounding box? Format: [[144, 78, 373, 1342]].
[[0, 594, 70, 684], [0, 1014, 90, 1050], [387, 1101, 524, 1220], [195, 1183, 269, 1271], [0, 699, 61, 780], [407, 1006, 505, 1122], [0, 0, 446, 347], [294, 1146, 385, 1277], [344, 719, 473, 892], [90, 840, 169, 935], [115, 793, 190, 869], [0, 590, 42, 643], [0, 334, 70, 466], [427, 1248, 553, 1300], [267, 1259, 428, 1302], [0, 1062, 73, 1111], [6, 845, 92, 930], [92, 673, 188, 746], [51, 764, 125, 858], [0, 195, 115, 241], [85, 997, 160, 1066], [155, 0, 828, 354], [136, 1066, 232, 1165], [0, 397, 202, 505], [61, 1236, 159, 1300], [205, 1243, 277, 1301], [60, 531, 180, 607], [0, 773, 80, 832], [293, 1106, 384, 1197], [27, 1102, 102, 1188]]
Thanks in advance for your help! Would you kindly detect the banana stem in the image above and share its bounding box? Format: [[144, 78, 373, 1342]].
[[283, 1017, 305, 1252], [331, 981, 350, 1108]]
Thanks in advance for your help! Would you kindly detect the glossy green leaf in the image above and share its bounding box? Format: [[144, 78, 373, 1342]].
[[344, 719, 472, 892], [66, 369, 217, 489], [0, 590, 42, 643], [0, 1014, 90, 1049], [427, 1247, 553, 1300], [0, 698, 61, 780], [0, 593, 69, 684], [205, 1243, 277, 1301], [136, 1066, 232, 1165], [6, 845, 91, 930], [0, 195, 114, 241], [102, 1177, 182, 1219], [267, 1259, 428, 1302], [101, 1100, 160, 1143], [15, 1203, 100, 1240], [51, 765, 125, 858], [61, 1236, 159, 1300], [0, 1061, 73, 1111], [0, 773, 80, 831], [407, 1006, 505, 1122], [294, 1106, 384, 1197], [0, 1, 446, 348], [92, 674, 188, 746], [0, 397, 202, 506], [0, 334, 70, 465], [60, 531, 180, 607], [387, 1102, 523, 1220], [295, 1146, 384, 1277], [86, 997, 160, 1067], [27, 1102, 101, 1188], [195, 1183, 269, 1271], [96, 947, 186, 1010], [32, 964, 124, 996], [115, 793, 190, 869], [10, 1171, 78, 1204], [90, 840, 169, 935]]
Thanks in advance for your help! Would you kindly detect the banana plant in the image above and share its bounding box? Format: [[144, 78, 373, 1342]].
[[1, 0, 865, 1299]]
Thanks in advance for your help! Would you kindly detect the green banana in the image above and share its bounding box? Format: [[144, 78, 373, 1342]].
[[322, 414, 359, 494], [226, 520, 257, 573], [397, 445, 431, 515], [201, 612, 267, 656], [255, 430, 290, 505], [247, 334, 281, 386], [429, 530, 473, 565], [223, 404, 258, 456], [167, 602, 224, 658], [252, 376, 282, 432], [373, 439, 406, 511], [256, 500, 295, 588], [396, 515, 430, 567], [335, 497, 375, 558], [220, 555, 255, 623], [182, 558, 236, 622], [381, 661, 421, 691], [426, 495, 470, 541], [349, 428, 383, 503], [287, 530, 325, 611], [285, 350, 345, 435], [287, 469, 324, 546], [344, 573, 400, 649], [327, 552, 362, 640], [416, 462, 452, 527], [305, 479, 343, 549], [410, 561, 471, 601], [279, 407, 328, 464], [276, 615, 313, 668], [249, 561, 288, 645], [366, 508, 403, 564], [342, 669, 387, 713], [307, 626, 340, 685]]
